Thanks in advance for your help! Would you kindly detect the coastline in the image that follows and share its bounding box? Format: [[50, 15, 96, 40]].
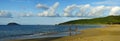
[[10, 25, 120, 41], [53, 25, 120, 41], [9, 37, 61, 41]]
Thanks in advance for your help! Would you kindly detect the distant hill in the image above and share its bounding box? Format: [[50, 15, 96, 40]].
[[59, 15, 120, 25]]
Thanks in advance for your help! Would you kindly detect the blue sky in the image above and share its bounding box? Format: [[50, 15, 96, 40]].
[[0, 0, 120, 25]]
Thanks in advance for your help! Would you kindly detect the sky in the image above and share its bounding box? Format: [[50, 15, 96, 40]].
[[0, 0, 120, 25]]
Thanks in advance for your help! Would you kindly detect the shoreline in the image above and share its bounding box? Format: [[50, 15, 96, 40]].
[[9, 37, 61, 41], [10, 25, 120, 41], [53, 25, 120, 41]]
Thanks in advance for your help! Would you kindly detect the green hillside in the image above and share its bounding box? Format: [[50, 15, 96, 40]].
[[59, 15, 120, 25]]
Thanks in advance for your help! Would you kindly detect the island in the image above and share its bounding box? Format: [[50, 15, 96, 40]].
[[7, 22, 20, 25]]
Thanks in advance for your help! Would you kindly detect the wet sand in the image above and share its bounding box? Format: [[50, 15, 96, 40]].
[[10, 37, 61, 41]]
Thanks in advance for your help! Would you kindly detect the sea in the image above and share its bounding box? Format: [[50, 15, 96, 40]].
[[0, 25, 104, 41]]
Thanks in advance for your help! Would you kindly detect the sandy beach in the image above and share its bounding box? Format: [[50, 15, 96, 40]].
[[10, 25, 120, 41]]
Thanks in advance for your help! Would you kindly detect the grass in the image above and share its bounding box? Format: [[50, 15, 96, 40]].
[[59, 15, 120, 25]]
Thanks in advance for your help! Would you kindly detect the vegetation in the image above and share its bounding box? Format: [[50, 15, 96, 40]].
[[59, 15, 120, 25]]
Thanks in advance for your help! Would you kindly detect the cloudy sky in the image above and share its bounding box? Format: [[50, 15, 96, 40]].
[[0, 0, 120, 25]]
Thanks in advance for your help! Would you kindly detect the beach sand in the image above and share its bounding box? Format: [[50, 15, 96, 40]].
[[53, 25, 120, 41], [11, 25, 120, 41]]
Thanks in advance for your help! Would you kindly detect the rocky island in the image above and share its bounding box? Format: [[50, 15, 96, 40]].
[[7, 22, 20, 25]]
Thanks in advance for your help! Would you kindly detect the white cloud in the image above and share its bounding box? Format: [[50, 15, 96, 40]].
[[77, 4, 90, 16], [21, 14, 32, 17], [0, 10, 12, 18], [109, 6, 120, 15], [63, 4, 120, 17], [37, 2, 59, 17], [21, 3, 120, 17], [88, 5, 106, 16], [38, 11, 48, 16], [63, 4, 78, 17], [9, 2, 120, 17], [47, 2, 59, 16], [20, 12, 33, 17], [63, 13, 69, 17], [63, 4, 91, 17], [36, 3, 49, 10], [35, 2, 120, 17]]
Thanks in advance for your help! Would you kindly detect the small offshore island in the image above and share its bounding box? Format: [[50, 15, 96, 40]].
[[10, 16, 120, 41], [7, 23, 20, 26]]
